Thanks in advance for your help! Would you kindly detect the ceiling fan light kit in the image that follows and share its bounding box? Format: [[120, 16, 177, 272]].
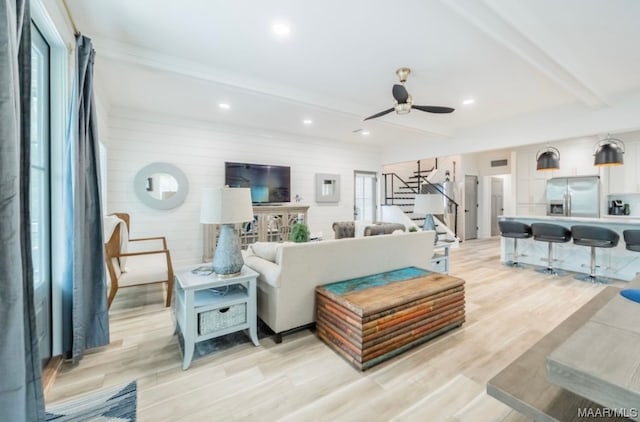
[[364, 67, 455, 121]]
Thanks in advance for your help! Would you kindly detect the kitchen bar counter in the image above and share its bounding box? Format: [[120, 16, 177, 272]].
[[500, 215, 640, 281]]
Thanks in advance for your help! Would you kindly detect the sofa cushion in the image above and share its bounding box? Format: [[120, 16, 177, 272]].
[[249, 242, 280, 263]]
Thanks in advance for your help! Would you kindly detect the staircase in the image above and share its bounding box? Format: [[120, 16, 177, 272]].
[[382, 162, 459, 242]]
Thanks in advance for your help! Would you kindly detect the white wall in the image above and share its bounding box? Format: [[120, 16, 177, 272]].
[[471, 150, 512, 176], [106, 108, 383, 265]]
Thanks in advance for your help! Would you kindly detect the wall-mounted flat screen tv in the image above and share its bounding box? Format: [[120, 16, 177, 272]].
[[225, 162, 291, 204]]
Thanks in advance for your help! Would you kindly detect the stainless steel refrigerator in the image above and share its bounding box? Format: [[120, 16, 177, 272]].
[[546, 176, 600, 217]]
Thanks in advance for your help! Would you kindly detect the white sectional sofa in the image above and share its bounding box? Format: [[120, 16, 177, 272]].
[[242, 230, 436, 340]]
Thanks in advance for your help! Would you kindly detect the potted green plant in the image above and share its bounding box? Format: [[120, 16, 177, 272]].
[[290, 223, 310, 242]]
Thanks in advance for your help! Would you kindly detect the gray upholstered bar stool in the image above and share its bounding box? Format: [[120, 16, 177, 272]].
[[571, 225, 619, 283], [498, 220, 532, 268], [530, 223, 572, 275], [623, 230, 640, 252]]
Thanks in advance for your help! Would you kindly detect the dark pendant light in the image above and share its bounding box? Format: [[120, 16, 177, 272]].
[[536, 146, 560, 171], [594, 134, 624, 166]]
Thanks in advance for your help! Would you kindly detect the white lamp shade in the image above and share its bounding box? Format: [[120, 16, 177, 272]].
[[413, 194, 443, 215], [200, 187, 253, 224]]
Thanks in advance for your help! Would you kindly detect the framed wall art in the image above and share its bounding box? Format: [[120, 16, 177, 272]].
[[315, 173, 340, 203]]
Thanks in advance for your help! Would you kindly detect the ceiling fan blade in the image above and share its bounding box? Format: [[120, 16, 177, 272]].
[[364, 107, 395, 121], [412, 105, 455, 114], [392, 84, 409, 103]]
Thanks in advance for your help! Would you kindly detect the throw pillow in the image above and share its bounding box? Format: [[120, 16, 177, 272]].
[[249, 242, 280, 263]]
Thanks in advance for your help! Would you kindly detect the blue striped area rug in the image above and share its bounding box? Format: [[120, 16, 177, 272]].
[[45, 380, 137, 421]]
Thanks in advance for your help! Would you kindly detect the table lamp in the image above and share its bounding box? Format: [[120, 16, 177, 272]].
[[200, 187, 253, 277], [414, 194, 443, 244]]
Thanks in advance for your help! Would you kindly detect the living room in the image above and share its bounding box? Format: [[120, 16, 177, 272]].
[[3, 0, 640, 420]]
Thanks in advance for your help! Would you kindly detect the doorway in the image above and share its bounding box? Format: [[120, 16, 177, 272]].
[[354, 171, 377, 221], [464, 175, 478, 240], [490, 177, 504, 236]]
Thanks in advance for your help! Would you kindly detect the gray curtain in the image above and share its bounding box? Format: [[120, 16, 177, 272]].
[[63, 34, 110, 362], [0, 0, 46, 420]]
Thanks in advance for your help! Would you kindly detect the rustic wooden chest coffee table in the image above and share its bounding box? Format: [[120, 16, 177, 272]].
[[315, 267, 465, 370]]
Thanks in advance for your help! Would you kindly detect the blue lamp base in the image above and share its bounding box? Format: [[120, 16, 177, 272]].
[[620, 289, 640, 304], [423, 214, 439, 245], [212, 224, 244, 277]]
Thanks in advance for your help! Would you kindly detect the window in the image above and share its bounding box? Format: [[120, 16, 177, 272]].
[[31, 22, 52, 366]]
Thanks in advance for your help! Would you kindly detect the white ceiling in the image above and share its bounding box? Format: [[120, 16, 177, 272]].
[[66, 0, 640, 161]]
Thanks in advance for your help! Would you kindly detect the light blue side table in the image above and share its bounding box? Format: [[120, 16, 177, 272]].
[[174, 265, 259, 369]]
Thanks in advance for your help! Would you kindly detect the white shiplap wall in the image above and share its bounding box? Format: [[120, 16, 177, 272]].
[[106, 108, 383, 265]]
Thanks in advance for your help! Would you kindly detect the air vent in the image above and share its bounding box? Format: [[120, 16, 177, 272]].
[[491, 159, 508, 167]]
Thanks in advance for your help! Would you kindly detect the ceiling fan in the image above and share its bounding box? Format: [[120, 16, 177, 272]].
[[364, 67, 455, 121]]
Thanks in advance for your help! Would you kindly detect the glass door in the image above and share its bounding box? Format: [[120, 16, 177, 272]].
[[31, 22, 52, 367], [354, 171, 377, 221]]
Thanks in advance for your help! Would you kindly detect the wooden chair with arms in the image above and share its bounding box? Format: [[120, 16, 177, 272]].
[[104, 213, 175, 308]]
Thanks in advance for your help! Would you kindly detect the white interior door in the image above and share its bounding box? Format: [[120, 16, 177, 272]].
[[464, 175, 478, 240]]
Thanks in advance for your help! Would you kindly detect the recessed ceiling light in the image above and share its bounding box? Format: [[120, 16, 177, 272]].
[[462, 98, 475, 106], [218, 103, 230, 110], [272, 22, 291, 37], [362, 130, 370, 136], [303, 119, 313, 125]]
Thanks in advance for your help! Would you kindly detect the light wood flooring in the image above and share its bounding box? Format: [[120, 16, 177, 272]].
[[46, 237, 629, 421]]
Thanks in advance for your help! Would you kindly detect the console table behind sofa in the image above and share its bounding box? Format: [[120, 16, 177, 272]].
[[202, 205, 309, 262]]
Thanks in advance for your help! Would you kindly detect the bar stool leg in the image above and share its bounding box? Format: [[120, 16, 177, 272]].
[[536, 242, 553, 275], [575, 246, 609, 284], [544, 242, 555, 275], [590, 246, 596, 280], [535, 242, 566, 276], [506, 238, 528, 268]]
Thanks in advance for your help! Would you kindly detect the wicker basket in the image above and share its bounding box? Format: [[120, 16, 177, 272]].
[[198, 303, 247, 335]]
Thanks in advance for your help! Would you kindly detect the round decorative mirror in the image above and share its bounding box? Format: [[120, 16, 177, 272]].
[[134, 163, 189, 210]]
